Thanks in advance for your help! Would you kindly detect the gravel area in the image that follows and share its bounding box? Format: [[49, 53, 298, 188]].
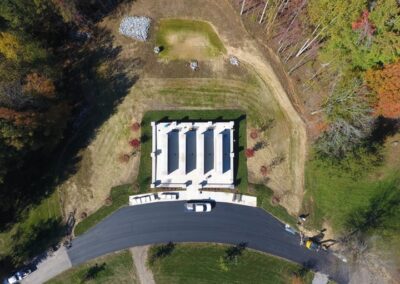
[[119, 16, 151, 41]]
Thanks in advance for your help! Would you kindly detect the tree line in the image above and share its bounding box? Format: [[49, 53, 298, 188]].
[[237, 0, 399, 160], [0, 0, 128, 229]]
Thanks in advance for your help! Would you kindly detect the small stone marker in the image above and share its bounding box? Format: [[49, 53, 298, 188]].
[[153, 46, 161, 54], [229, 56, 239, 66], [190, 60, 199, 71]]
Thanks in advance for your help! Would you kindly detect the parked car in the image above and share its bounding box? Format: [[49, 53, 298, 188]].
[[184, 202, 212, 212], [3, 267, 32, 284]]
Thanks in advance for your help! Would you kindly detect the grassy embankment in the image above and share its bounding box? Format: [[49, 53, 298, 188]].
[[253, 184, 298, 228], [74, 184, 132, 236], [149, 243, 313, 284], [46, 250, 137, 284], [156, 18, 226, 59], [0, 191, 62, 273]]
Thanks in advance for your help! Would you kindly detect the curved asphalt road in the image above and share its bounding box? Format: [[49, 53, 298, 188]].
[[68, 202, 349, 283]]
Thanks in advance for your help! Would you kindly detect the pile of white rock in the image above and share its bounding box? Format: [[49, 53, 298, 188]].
[[119, 16, 151, 41]]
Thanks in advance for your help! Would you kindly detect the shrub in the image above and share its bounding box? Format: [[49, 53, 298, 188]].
[[245, 148, 255, 158], [129, 138, 141, 148], [131, 122, 141, 131]]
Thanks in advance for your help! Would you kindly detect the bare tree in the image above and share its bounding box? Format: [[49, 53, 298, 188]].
[[259, 0, 269, 23], [240, 0, 247, 15]]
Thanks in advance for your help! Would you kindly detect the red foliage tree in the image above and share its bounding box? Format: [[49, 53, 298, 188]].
[[23, 72, 56, 98], [0, 107, 37, 126], [352, 10, 375, 43], [131, 122, 140, 131], [365, 60, 400, 118], [129, 138, 141, 148], [250, 129, 258, 139], [245, 148, 255, 158], [118, 153, 130, 163], [260, 165, 268, 176]]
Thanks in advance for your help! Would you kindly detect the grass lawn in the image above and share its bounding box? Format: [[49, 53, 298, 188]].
[[156, 19, 226, 59], [46, 250, 138, 284], [253, 184, 298, 228], [74, 184, 133, 236], [149, 243, 313, 284], [0, 191, 62, 272], [137, 110, 248, 193], [304, 152, 400, 232]]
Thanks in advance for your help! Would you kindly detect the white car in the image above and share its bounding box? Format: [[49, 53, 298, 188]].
[[185, 202, 212, 212], [4, 269, 31, 284]]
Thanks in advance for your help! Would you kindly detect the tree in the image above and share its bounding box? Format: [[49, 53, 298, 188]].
[[307, 0, 399, 71], [352, 10, 375, 46], [315, 119, 368, 159], [129, 138, 140, 148], [0, 32, 46, 63], [0, 0, 65, 42], [365, 60, 400, 118], [245, 148, 255, 158], [0, 32, 21, 60], [23, 73, 56, 98], [323, 79, 372, 125]]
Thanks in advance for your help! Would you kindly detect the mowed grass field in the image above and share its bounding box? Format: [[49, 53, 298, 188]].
[[46, 250, 137, 284], [0, 191, 61, 267], [304, 134, 400, 233], [149, 243, 313, 284], [156, 19, 226, 59]]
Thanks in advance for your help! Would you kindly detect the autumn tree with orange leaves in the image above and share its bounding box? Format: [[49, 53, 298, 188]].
[[366, 60, 400, 118], [23, 73, 56, 98]]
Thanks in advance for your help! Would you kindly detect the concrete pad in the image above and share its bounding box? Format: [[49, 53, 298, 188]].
[[22, 247, 72, 284]]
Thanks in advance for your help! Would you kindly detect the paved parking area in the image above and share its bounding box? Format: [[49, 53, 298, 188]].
[[21, 247, 71, 284]]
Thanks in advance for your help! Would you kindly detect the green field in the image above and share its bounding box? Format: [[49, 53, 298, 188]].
[[46, 250, 137, 284], [138, 110, 248, 193], [149, 243, 313, 284], [156, 19, 226, 59], [74, 184, 133, 236], [0, 191, 62, 271], [304, 155, 400, 232]]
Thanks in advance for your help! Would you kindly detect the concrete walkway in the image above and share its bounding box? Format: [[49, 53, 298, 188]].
[[129, 190, 257, 207], [21, 247, 72, 284], [130, 246, 155, 284]]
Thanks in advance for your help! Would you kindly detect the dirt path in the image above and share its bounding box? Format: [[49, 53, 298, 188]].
[[130, 246, 155, 284], [212, 0, 307, 213], [229, 46, 307, 214]]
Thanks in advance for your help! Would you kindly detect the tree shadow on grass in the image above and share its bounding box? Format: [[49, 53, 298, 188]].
[[224, 242, 247, 262], [367, 116, 400, 146], [10, 218, 65, 267], [345, 178, 400, 234], [148, 242, 175, 266], [82, 262, 107, 283]]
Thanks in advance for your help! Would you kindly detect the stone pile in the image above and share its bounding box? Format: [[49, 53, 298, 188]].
[[119, 16, 151, 41], [229, 56, 239, 66]]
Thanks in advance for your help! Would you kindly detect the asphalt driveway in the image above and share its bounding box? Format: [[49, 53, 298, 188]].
[[68, 201, 349, 283]]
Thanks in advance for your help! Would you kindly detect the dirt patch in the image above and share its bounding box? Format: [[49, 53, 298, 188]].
[[164, 32, 213, 60]]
